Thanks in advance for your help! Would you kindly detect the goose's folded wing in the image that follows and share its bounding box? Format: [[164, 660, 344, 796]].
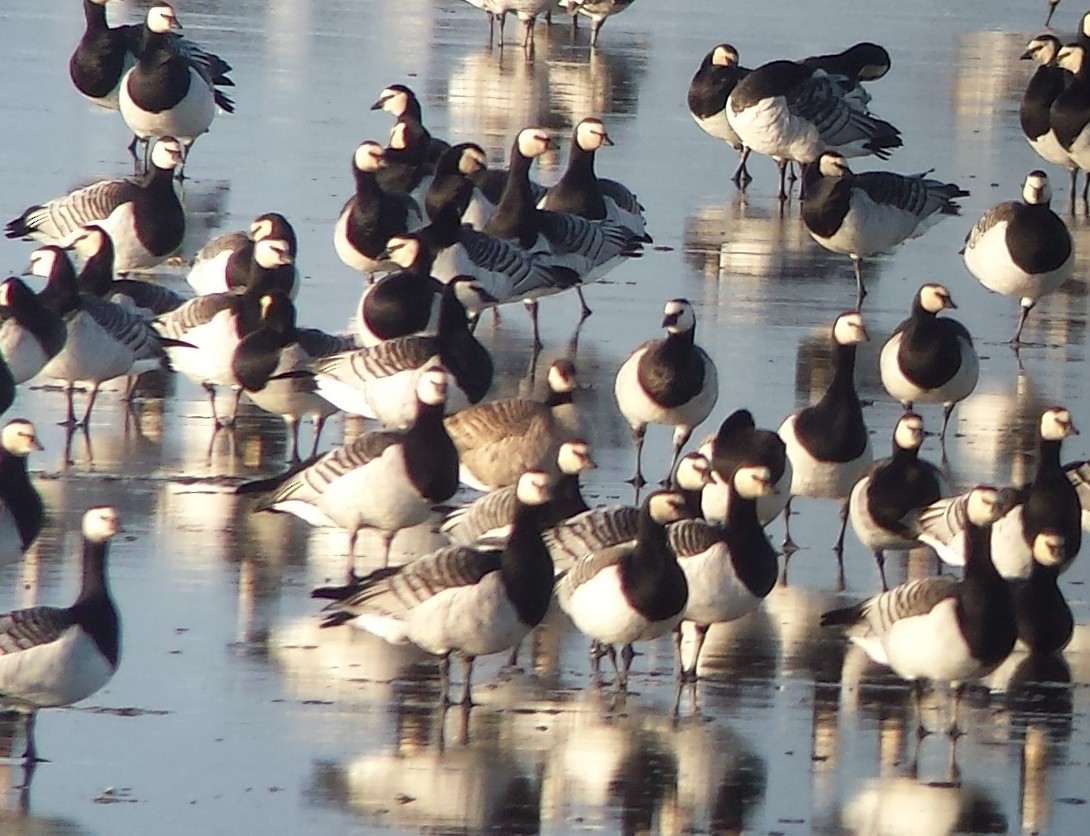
[[0, 606, 75, 654]]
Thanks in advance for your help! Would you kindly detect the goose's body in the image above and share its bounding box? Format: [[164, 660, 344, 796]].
[[687, 44, 753, 185], [0, 278, 67, 385]]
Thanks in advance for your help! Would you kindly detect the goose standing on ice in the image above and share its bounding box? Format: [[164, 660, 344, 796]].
[[687, 44, 753, 186], [0, 278, 67, 385], [0, 507, 123, 765], [822, 487, 1016, 737], [5, 138, 185, 274], [311, 471, 555, 706], [961, 170, 1073, 345], [879, 284, 978, 443], [1020, 35, 1080, 198], [1051, 43, 1090, 199], [801, 152, 967, 307], [615, 299, 719, 488], [558, 0, 639, 45], [778, 311, 872, 558], [0, 420, 44, 568]]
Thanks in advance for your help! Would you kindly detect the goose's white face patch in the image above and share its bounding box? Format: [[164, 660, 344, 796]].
[[0, 420, 41, 457], [965, 487, 1000, 527], [661, 298, 695, 334], [575, 119, 611, 152], [70, 226, 109, 260], [546, 362, 577, 395], [417, 368, 448, 406], [893, 413, 926, 450], [388, 122, 410, 151], [1033, 531, 1065, 567], [833, 312, 868, 345], [648, 491, 689, 524], [675, 453, 712, 491], [1022, 171, 1052, 205], [385, 236, 419, 269], [147, 4, 180, 34], [516, 128, 552, 159], [26, 248, 59, 279], [733, 464, 774, 500], [83, 506, 121, 543], [1059, 44, 1086, 74], [354, 142, 386, 172], [250, 218, 274, 241], [1040, 407, 1078, 441], [818, 152, 850, 177], [150, 137, 184, 170], [516, 470, 552, 505], [557, 441, 595, 475], [919, 284, 953, 314], [711, 44, 739, 67], [377, 88, 409, 117], [254, 238, 293, 269], [459, 146, 488, 174]]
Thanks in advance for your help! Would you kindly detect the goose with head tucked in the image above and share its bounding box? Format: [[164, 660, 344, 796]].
[[153, 238, 296, 427], [231, 294, 352, 461], [0, 278, 67, 386], [118, 3, 227, 170], [188, 212, 299, 298], [314, 276, 494, 428], [442, 358, 581, 492], [0, 420, 44, 568], [801, 152, 966, 308], [70, 225, 185, 317], [962, 170, 1074, 345], [556, 490, 690, 690], [778, 311, 872, 557], [879, 284, 978, 442], [238, 369, 460, 572], [687, 44, 754, 186], [1020, 35, 1080, 196], [28, 246, 179, 427], [614, 298, 719, 488], [311, 470, 555, 706], [333, 141, 423, 278], [5, 137, 185, 274], [0, 507, 123, 765], [822, 486, 1016, 737], [848, 412, 943, 589]]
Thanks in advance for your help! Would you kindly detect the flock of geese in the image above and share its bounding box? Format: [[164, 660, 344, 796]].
[[0, 0, 1083, 801]]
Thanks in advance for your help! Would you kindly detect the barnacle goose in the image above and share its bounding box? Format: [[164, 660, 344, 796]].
[[0, 507, 123, 763], [461, 0, 507, 46], [1012, 532, 1073, 655], [556, 490, 690, 689], [5, 137, 185, 274], [440, 439, 595, 545], [672, 464, 779, 681], [1020, 35, 1081, 197], [231, 294, 352, 461], [801, 152, 967, 307], [70, 225, 185, 317], [355, 235, 445, 347], [558, 0, 638, 46], [424, 143, 496, 231], [879, 284, 978, 442], [800, 42, 892, 89], [118, 4, 227, 168], [726, 58, 902, 199], [441, 358, 580, 491], [28, 246, 177, 426], [538, 118, 650, 245], [313, 277, 494, 428], [822, 487, 1016, 737], [154, 238, 295, 427], [311, 471, 554, 706], [333, 141, 423, 277], [370, 84, 449, 193], [913, 407, 1081, 580], [961, 170, 1073, 345], [847, 413, 943, 589], [698, 408, 791, 526], [614, 299, 719, 488], [777, 311, 872, 555], [0, 420, 44, 567], [1050, 43, 1090, 197], [239, 369, 459, 571], [188, 212, 299, 298], [0, 278, 67, 385], [687, 44, 753, 186], [69, 0, 233, 135]]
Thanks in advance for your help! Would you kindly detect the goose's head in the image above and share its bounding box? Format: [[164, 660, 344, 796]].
[[249, 213, 295, 247], [448, 275, 498, 312], [675, 452, 714, 492], [965, 486, 1001, 527], [416, 367, 448, 407], [1033, 530, 1066, 567], [146, 4, 181, 34], [370, 85, 413, 117], [546, 359, 578, 395], [918, 283, 955, 314], [711, 44, 740, 68], [253, 238, 294, 269], [893, 412, 927, 451], [150, 137, 184, 171], [1021, 34, 1061, 65], [574, 118, 613, 152], [516, 127, 552, 160], [0, 420, 42, 457], [516, 470, 552, 506], [353, 141, 386, 173], [1040, 406, 1079, 441], [647, 490, 690, 525], [1058, 43, 1087, 75], [67, 225, 111, 260], [832, 310, 868, 345], [383, 235, 421, 269], [458, 144, 489, 175], [733, 464, 775, 500], [1022, 170, 1053, 206], [24, 246, 67, 280], [556, 440, 596, 476], [83, 506, 121, 544], [817, 152, 851, 177], [661, 298, 696, 335]]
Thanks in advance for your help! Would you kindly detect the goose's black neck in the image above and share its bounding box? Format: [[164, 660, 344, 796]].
[[621, 504, 688, 620], [403, 402, 460, 503], [71, 535, 120, 667], [957, 520, 1017, 666], [38, 253, 81, 316], [77, 242, 116, 297], [724, 486, 779, 597], [485, 146, 536, 246], [503, 500, 554, 626]]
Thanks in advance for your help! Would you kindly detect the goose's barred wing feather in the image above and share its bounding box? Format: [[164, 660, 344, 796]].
[[441, 486, 519, 544], [666, 519, 723, 557], [81, 296, 168, 360], [964, 201, 1018, 250], [542, 505, 640, 565], [853, 171, 967, 217], [785, 74, 900, 152], [297, 329, 359, 359], [316, 337, 437, 380], [0, 606, 75, 653], [7, 178, 140, 242]]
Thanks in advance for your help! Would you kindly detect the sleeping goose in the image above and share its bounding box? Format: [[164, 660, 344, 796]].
[[441, 358, 579, 491], [314, 276, 495, 428], [28, 246, 179, 426], [0, 420, 44, 568], [0, 277, 67, 385], [5, 137, 185, 274], [0, 507, 123, 764], [311, 470, 554, 706], [238, 369, 459, 571], [333, 141, 423, 278], [188, 212, 299, 298]]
